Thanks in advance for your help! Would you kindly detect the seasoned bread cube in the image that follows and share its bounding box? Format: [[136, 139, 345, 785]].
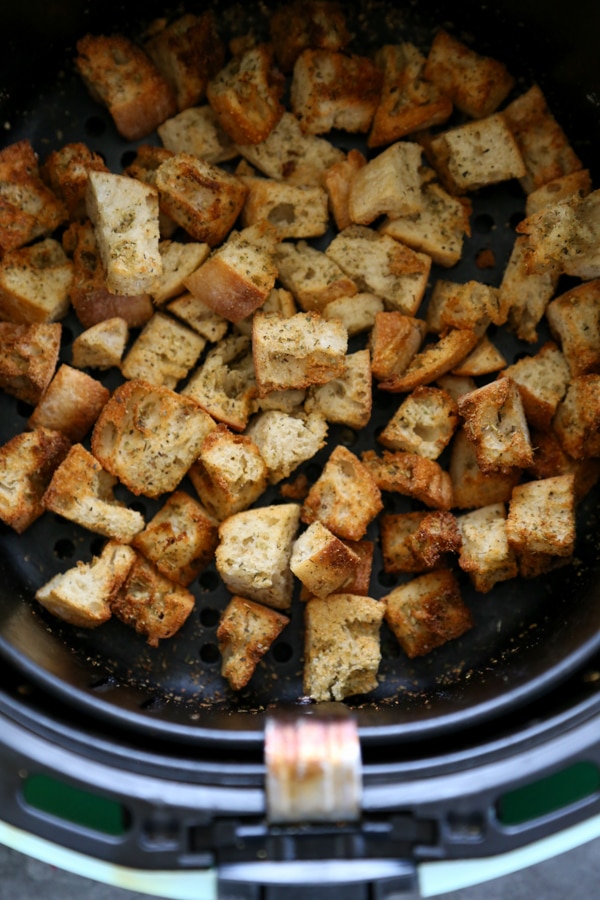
[[0, 322, 61, 405], [291, 49, 382, 135], [499, 236, 560, 344], [305, 348, 372, 430], [123, 144, 179, 236], [378, 329, 479, 393], [182, 334, 257, 431], [0, 239, 73, 324], [378, 385, 458, 460], [525, 169, 592, 217], [188, 425, 268, 520], [151, 241, 211, 306], [322, 148, 367, 231], [75, 33, 177, 140], [183, 224, 278, 323], [35, 540, 136, 629], [506, 474, 576, 560], [246, 410, 328, 484], [379, 511, 436, 573], [207, 43, 285, 145], [368, 311, 427, 382], [348, 141, 424, 225], [457, 503, 518, 593], [274, 241, 357, 313], [322, 292, 384, 337], [435, 373, 478, 403], [290, 520, 360, 598], [527, 427, 600, 504], [158, 106, 238, 165], [457, 377, 533, 474], [270, 0, 350, 72], [545, 280, 600, 378], [86, 171, 162, 296], [166, 292, 229, 343], [369, 43, 453, 147], [0, 427, 71, 533], [451, 336, 507, 378], [42, 444, 145, 542], [361, 449, 454, 510], [29, 364, 109, 443], [241, 177, 330, 239], [424, 29, 514, 119], [236, 286, 298, 339], [301, 445, 383, 540], [132, 490, 218, 586], [71, 317, 129, 371], [303, 593, 385, 700], [449, 427, 521, 510], [252, 310, 347, 396], [500, 342, 570, 431], [553, 375, 600, 460], [121, 312, 206, 389], [111, 552, 195, 646], [144, 11, 225, 112], [426, 279, 504, 336], [408, 510, 462, 570], [217, 595, 290, 690], [92, 379, 216, 499], [40, 142, 109, 220], [215, 503, 301, 610], [383, 569, 472, 658]]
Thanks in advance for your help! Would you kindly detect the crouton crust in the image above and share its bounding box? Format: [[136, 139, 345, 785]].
[[217, 595, 289, 690], [360, 449, 454, 510]]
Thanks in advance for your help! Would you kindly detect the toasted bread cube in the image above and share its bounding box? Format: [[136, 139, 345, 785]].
[[188, 426, 268, 520], [424, 29, 514, 119], [503, 85, 583, 194], [546, 280, 600, 378], [151, 241, 211, 306], [500, 342, 570, 431], [527, 427, 600, 500], [92, 379, 216, 499], [383, 569, 472, 658], [42, 444, 145, 542], [380, 181, 471, 268], [0, 322, 61, 405], [246, 410, 328, 484], [525, 169, 592, 217], [216, 503, 301, 610], [449, 427, 521, 510], [305, 348, 372, 430], [75, 33, 177, 140], [369, 43, 453, 147], [121, 312, 206, 389], [270, 0, 350, 72], [322, 148, 367, 231], [40, 142, 109, 221], [336, 539, 374, 596], [0, 239, 73, 324], [457, 378, 533, 474], [499, 236, 560, 344], [290, 520, 360, 598], [166, 292, 229, 343], [506, 474, 576, 561], [29, 364, 109, 443], [132, 490, 218, 586], [409, 510, 462, 569], [158, 105, 238, 164], [71, 317, 129, 372], [379, 511, 435, 573], [236, 285, 298, 338], [182, 335, 256, 431], [326, 225, 431, 315], [303, 593, 384, 700], [360, 449, 454, 510], [235, 111, 344, 186], [553, 375, 600, 460], [426, 279, 504, 336], [378, 385, 458, 460], [0, 140, 68, 252], [457, 504, 518, 593], [144, 11, 225, 111], [252, 310, 347, 396], [452, 336, 507, 378], [86, 171, 162, 296], [183, 224, 278, 323], [207, 43, 284, 145], [301, 445, 383, 540], [291, 49, 382, 134], [111, 553, 195, 646], [217, 595, 290, 690], [322, 292, 384, 337], [378, 329, 479, 393], [368, 311, 427, 382], [241, 176, 329, 239], [123, 144, 179, 236], [436, 373, 478, 403], [274, 241, 357, 313], [348, 141, 423, 225], [428, 114, 526, 194], [0, 427, 71, 533], [35, 540, 136, 629]]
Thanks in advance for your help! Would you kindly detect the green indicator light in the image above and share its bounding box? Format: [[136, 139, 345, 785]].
[[497, 761, 600, 826], [22, 773, 129, 836]]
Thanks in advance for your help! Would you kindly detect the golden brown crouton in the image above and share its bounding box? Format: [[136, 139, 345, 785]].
[[29, 364, 110, 443], [0, 322, 61, 406], [305, 348, 372, 430], [274, 241, 357, 313], [158, 106, 238, 165], [348, 141, 424, 225], [322, 292, 384, 337], [269, 0, 350, 72], [506, 474, 576, 561], [182, 334, 257, 432], [409, 510, 462, 569], [322, 149, 367, 231], [71, 317, 129, 372], [166, 292, 229, 343], [151, 241, 211, 307], [290, 520, 361, 598], [378, 329, 479, 393], [451, 336, 507, 378], [545, 280, 600, 378], [449, 427, 522, 510], [378, 385, 458, 460], [525, 169, 592, 217], [457, 503, 518, 593], [246, 410, 328, 484], [360, 449, 454, 510], [40, 142, 109, 221], [500, 342, 570, 431], [0, 239, 73, 324], [121, 312, 206, 389], [379, 511, 436, 574], [553, 375, 600, 460], [426, 279, 504, 335], [499, 236, 560, 344], [368, 311, 427, 383], [217, 595, 290, 690]]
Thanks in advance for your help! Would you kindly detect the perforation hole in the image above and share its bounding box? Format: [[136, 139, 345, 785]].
[[54, 538, 75, 560], [199, 607, 220, 628], [199, 570, 219, 592], [271, 641, 293, 663], [199, 642, 220, 664], [85, 116, 107, 137]]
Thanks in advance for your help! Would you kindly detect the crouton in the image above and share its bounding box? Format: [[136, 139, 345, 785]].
[[217, 595, 290, 690], [337, 539, 375, 596], [322, 149, 367, 231], [207, 43, 285, 145], [188, 425, 268, 520], [158, 106, 238, 165], [553, 375, 600, 460], [383, 569, 472, 658], [35, 540, 136, 629], [40, 142, 109, 220], [122, 144, 179, 234], [457, 377, 533, 474], [499, 236, 560, 343], [71, 317, 128, 372], [526, 427, 600, 504], [235, 286, 298, 338], [348, 141, 424, 225], [241, 176, 330, 239], [449, 426, 521, 510], [29, 364, 110, 443], [368, 311, 427, 383], [506, 474, 576, 561], [525, 169, 592, 217], [451, 336, 507, 378], [0, 239, 73, 324], [121, 312, 206, 389], [303, 593, 385, 700], [378, 329, 479, 393], [269, 0, 350, 72], [42, 444, 145, 542], [151, 241, 211, 306], [500, 342, 570, 431], [360, 449, 454, 510], [322, 292, 384, 337], [368, 43, 453, 148], [274, 241, 357, 313], [304, 348, 372, 430], [424, 29, 514, 119], [545, 280, 600, 378], [91, 379, 216, 499], [457, 503, 518, 593], [435, 373, 478, 403], [301, 445, 383, 540], [290, 520, 360, 598], [0, 322, 61, 405], [86, 171, 162, 296], [409, 510, 462, 569], [426, 279, 504, 336], [246, 410, 328, 484], [111, 552, 195, 646], [75, 33, 177, 140], [0, 427, 72, 533], [379, 511, 436, 573], [166, 292, 229, 343], [181, 334, 256, 431], [378, 385, 458, 460], [215, 503, 301, 610]]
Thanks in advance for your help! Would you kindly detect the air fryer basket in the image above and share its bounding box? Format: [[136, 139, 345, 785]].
[[0, 0, 599, 755]]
